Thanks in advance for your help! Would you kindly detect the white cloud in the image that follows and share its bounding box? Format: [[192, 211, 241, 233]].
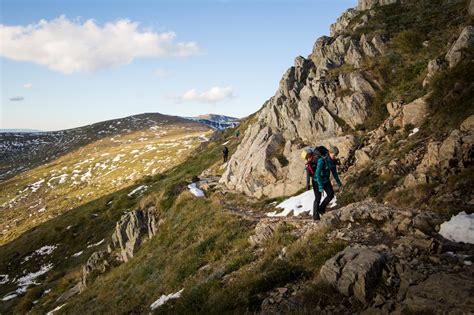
[[154, 68, 173, 78], [23, 83, 33, 89], [0, 16, 199, 74], [177, 86, 234, 103], [9, 96, 24, 101]]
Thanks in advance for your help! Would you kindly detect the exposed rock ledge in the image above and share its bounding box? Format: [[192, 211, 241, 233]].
[[57, 207, 159, 302]]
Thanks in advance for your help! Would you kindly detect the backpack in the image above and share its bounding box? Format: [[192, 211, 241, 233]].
[[303, 145, 329, 176]]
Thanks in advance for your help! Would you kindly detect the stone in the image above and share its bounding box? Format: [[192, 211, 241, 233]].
[[460, 114, 474, 132], [470, 0, 474, 17], [330, 9, 359, 36], [320, 246, 386, 304], [402, 173, 427, 188], [386, 102, 402, 117], [445, 26, 474, 68], [79, 250, 110, 292], [355, 149, 372, 167], [404, 273, 474, 313], [248, 220, 283, 246], [401, 97, 428, 127], [423, 58, 446, 87], [111, 207, 159, 262]]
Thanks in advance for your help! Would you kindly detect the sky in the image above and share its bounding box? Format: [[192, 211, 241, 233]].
[[0, 0, 357, 131]]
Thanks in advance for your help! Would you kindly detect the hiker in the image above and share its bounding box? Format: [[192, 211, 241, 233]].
[[223, 146, 229, 162], [235, 130, 240, 138], [304, 145, 342, 221]]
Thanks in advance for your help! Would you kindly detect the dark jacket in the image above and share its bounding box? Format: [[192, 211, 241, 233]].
[[314, 157, 342, 191]]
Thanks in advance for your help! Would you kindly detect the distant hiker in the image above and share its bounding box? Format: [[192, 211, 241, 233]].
[[235, 130, 240, 138], [303, 145, 342, 221], [223, 146, 229, 162]]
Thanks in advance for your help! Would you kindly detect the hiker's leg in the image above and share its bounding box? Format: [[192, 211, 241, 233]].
[[312, 181, 322, 220], [320, 182, 335, 214]]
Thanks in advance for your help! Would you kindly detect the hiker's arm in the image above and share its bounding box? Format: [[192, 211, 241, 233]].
[[315, 159, 324, 192], [331, 164, 342, 187]]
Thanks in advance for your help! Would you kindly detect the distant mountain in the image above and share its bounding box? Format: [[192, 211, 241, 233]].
[[185, 114, 240, 130], [0, 129, 43, 133], [0, 113, 209, 181]]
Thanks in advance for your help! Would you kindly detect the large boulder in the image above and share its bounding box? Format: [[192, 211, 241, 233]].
[[320, 246, 386, 304], [111, 207, 159, 262], [401, 97, 429, 127]]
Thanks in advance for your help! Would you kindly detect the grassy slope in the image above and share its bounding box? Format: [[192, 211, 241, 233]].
[[0, 124, 211, 244]]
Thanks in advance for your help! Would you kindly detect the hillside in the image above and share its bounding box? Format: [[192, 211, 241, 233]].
[[0, 113, 200, 181], [1, 0, 473, 314], [0, 113, 211, 244]]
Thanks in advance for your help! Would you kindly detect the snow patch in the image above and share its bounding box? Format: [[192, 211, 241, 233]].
[[30, 179, 45, 192], [112, 154, 125, 162], [46, 303, 67, 315], [87, 239, 105, 248], [13, 263, 54, 296], [439, 212, 474, 244], [408, 127, 420, 137], [150, 289, 184, 310], [188, 183, 205, 197], [22, 245, 57, 263], [266, 189, 337, 217], [72, 251, 83, 257], [127, 185, 148, 197]]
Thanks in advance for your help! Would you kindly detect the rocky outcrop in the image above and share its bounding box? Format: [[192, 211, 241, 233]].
[[445, 26, 474, 68], [320, 247, 386, 304], [424, 26, 474, 86], [357, 0, 398, 11], [220, 12, 386, 198], [79, 251, 110, 292], [248, 220, 285, 246], [111, 207, 159, 262], [58, 207, 160, 301], [400, 115, 474, 188]]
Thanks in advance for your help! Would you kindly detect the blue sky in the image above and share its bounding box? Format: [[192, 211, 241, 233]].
[[1, 0, 356, 131]]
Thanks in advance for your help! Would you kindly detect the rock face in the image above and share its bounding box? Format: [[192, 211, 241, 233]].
[[320, 247, 386, 304], [62, 207, 160, 299], [445, 26, 474, 68], [220, 10, 385, 198], [111, 207, 159, 262], [357, 0, 398, 11], [79, 251, 110, 292], [424, 26, 474, 86]]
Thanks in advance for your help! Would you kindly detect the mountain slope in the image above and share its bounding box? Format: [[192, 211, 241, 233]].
[[0, 113, 202, 181], [0, 113, 211, 244], [220, 0, 472, 200]]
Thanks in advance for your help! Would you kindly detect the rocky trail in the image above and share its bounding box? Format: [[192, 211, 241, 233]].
[[191, 175, 474, 314]]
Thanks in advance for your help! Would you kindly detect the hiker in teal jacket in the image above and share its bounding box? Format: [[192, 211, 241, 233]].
[[312, 145, 342, 221]]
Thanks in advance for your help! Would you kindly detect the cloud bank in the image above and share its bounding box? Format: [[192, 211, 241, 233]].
[[23, 83, 33, 89], [0, 16, 199, 74], [178, 86, 234, 103], [9, 96, 25, 101]]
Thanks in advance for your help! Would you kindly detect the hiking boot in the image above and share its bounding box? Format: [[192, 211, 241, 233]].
[[313, 212, 320, 221]]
